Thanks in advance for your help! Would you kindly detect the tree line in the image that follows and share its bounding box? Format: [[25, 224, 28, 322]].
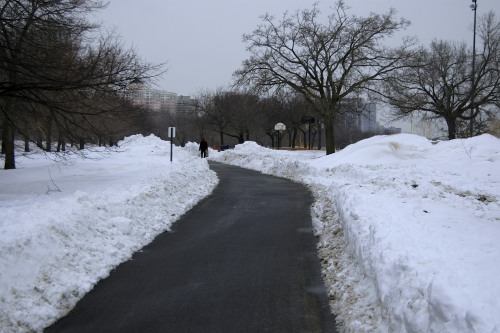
[[234, 1, 500, 154], [0, 0, 164, 169], [138, 88, 396, 151], [165, 1, 499, 151], [2, 1, 499, 169]]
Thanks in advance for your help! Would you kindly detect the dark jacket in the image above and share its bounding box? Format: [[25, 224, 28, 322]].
[[199, 139, 208, 151]]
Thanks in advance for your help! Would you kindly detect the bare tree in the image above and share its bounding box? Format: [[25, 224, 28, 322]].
[[198, 89, 231, 146], [162, 109, 201, 147], [257, 95, 286, 147], [222, 91, 260, 144], [0, 0, 164, 169], [282, 93, 315, 149], [198, 89, 260, 145], [380, 12, 500, 140], [234, 1, 414, 154]]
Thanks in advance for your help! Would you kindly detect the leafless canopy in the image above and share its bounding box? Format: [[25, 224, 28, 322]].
[[0, 0, 165, 169], [234, 1, 415, 153], [380, 12, 500, 139]]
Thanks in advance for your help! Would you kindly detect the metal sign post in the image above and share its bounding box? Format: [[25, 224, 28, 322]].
[[168, 127, 176, 162]]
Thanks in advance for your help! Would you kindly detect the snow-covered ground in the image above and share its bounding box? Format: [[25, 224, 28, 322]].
[[211, 134, 500, 333], [0, 135, 219, 332], [1, 133, 499, 332]]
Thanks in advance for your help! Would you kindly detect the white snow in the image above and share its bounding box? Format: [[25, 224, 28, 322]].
[[211, 134, 500, 333], [1, 133, 499, 332], [0, 135, 218, 332]]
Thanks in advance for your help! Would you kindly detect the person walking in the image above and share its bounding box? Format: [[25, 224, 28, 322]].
[[199, 138, 208, 158]]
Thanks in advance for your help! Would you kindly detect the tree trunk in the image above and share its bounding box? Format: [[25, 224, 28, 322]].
[[1, 133, 5, 155], [2, 99, 17, 169], [57, 134, 65, 152], [291, 128, 298, 148], [324, 118, 336, 154], [45, 116, 53, 152], [299, 129, 306, 148], [267, 132, 275, 148], [3, 121, 16, 169], [79, 138, 85, 150], [24, 135, 30, 152], [219, 131, 224, 145], [317, 123, 322, 150], [445, 116, 457, 140], [37, 136, 43, 149]]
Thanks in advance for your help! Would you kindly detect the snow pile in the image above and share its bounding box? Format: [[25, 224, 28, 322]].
[[211, 134, 500, 333], [1, 133, 499, 333], [0, 135, 218, 332]]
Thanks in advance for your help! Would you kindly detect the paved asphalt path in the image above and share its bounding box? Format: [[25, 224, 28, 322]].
[[45, 162, 337, 333]]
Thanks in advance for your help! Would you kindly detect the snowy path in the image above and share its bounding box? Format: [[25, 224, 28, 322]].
[[45, 162, 337, 333]]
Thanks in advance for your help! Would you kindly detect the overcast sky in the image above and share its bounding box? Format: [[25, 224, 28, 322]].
[[95, 0, 499, 97]]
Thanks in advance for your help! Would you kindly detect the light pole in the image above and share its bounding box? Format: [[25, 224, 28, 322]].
[[470, 0, 477, 137]]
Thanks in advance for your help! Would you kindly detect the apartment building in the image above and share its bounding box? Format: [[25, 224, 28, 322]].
[[124, 79, 196, 115], [336, 98, 401, 134]]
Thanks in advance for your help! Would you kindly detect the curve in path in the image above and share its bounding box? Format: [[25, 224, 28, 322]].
[[45, 162, 337, 333]]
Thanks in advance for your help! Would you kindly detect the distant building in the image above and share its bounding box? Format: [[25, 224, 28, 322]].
[[124, 79, 197, 115], [176, 95, 198, 117], [338, 98, 401, 134], [359, 102, 377, 133], [385, 126, 402, 134]]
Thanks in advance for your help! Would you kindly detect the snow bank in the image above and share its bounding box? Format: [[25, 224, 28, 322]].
[[0, 135, 218, 332], [2, 133, 499, 332], [211, 134, 500, 333]]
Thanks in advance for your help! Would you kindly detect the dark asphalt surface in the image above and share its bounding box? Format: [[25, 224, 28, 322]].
[[45, 162, 337, 333]]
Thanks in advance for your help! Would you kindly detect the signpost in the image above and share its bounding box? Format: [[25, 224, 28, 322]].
[[168, 127, 176, 162]]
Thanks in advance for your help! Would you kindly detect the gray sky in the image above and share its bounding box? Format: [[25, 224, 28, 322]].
[[96, 0, 499, 96]]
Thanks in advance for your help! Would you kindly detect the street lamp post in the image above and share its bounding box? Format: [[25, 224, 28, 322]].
[[470, 0, 477, 137]]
